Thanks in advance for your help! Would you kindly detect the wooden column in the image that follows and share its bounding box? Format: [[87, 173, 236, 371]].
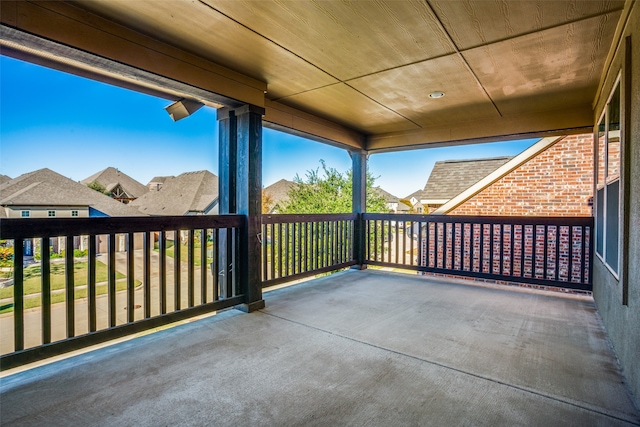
[[218, 109, 237, 214], [218, 104, 265, 311], [217, 108, 237, 299], [351, 150, 367, 268], [236, 105, 265, 312]]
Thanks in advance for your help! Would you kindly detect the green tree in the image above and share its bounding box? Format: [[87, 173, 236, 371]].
[[87, 180, 109, 195], [279, 160, 387, 214]]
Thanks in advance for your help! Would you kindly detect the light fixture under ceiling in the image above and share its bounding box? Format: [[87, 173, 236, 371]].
[[165, 98, 204, 121], [428, 91, 445, 99]]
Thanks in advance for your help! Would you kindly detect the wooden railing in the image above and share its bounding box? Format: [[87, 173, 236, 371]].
[[0, 212, 594, 369], [0, 215, 245, 369], [363, 214, 593, 291], [261, 214, 357, 287]]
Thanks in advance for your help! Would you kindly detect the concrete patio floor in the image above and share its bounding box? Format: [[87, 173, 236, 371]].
[[1, 270, 639, 426]]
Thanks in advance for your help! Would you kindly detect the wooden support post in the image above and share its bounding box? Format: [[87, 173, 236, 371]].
[[235, 104, 266, 312], [351, 150, 367, 268], [217, 108, 237, 299], [218, 104, 265, 312]]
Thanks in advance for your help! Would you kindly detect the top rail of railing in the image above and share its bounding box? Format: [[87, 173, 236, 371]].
[[0, 215, 245, 239]]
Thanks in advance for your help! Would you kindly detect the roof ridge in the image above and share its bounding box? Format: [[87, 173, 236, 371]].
[[437, 156, 513, 164]]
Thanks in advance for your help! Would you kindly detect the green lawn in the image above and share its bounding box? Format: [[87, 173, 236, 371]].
[[155, 241, 213, 267], [0, 261, 125, 299], [0, 261, 141, 313]]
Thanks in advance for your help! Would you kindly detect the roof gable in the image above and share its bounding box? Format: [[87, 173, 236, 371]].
[[371, 187, 399, 203], [81, 167, 148, 199], [131, 170, 219, 215], [422, 157, 513, 202], [433, 137, 563, 214]]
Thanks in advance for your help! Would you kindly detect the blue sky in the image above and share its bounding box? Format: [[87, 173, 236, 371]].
[[0, 55, 537, 198]]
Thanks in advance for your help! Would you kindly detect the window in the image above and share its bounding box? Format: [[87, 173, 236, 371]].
[[595, 80, 621, 276], [21, 210, 30, 217], [72, 210, 78, 217], [48, 210, 56, 217]]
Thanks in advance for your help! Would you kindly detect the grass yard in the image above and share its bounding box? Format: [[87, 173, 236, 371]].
[[155, 241, 213, 267], [0, 261, 139, 313]]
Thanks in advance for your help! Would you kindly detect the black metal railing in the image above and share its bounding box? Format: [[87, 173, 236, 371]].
[[0, 215, 245, 369], [261, 214, 357, 287], [363, 214, 593, 291]]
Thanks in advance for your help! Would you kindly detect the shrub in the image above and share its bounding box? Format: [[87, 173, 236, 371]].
[[0, 246, 13, 267]]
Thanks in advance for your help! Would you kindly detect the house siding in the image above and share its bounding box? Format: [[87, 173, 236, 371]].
[[449, 134, 594, 216], [5, 206, 89, 218], [591, 1, 640, 408]]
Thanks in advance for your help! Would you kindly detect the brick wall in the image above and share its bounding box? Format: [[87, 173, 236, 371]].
[[448, 134, 593, 216]]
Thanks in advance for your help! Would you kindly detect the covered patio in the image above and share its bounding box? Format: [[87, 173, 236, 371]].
[[2, 270, 638, 425], [1, 0, 640, 421]]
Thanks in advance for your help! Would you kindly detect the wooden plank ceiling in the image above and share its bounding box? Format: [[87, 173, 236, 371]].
[[5, 1, 626, 150]]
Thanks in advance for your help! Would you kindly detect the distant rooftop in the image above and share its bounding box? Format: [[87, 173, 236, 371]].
[[81, 167, 149, 200], [371, 187, 399, 204], [0, 168, 143, 217], [422, 157, 513, 202], [263, 179, 295, 213], [131, 170, 219, 215]]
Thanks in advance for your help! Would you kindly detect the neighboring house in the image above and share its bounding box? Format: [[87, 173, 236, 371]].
[[1, 168, 143, 219], [0, 168, 144, 255], [436, 135, 593, 216], [81, 167, 149, 204], [371, 187, 401, 213], [400, 190, 426, 213], [263, 179, 295, 213], [132, 170, 219, 216], [418, 157, 513, 213]]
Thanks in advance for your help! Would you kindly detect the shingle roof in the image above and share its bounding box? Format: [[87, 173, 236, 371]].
[[404, 189, 425, 201], [0, 168, 143, 217], [371, 187, 399, 203], [81, 167, 148, 199], [149, 176, 169, 184], [422, 157, 513, 201], [263, 179, 294, 212], [131, 170, 219, 215], [433, 137, 558, 214]]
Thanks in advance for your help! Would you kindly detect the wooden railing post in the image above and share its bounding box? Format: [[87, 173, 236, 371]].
[[351, 150, 367, 269]]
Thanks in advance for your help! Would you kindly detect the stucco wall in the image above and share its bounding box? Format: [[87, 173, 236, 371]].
[[449, 134, 593, 216], [592, 1, 640, 407]]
